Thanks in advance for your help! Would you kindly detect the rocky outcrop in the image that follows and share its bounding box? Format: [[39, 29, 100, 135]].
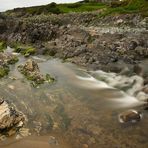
[[0, 98, 26, 138], [18, 59, 45, 85], [0, 12, 147, 74], [18, 59, 54, 86]]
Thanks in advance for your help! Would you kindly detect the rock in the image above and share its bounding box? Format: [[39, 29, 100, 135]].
[[129, 40, 138, 50], [0, 52, 18, 79], [16, 134, 23, 140], [133, 64, 143, 76], [118, 110, 142, 123], [0, 135, 6, 141], [0, 98, 26, 138], [18, 59, 55, 86], [116, 19, 124, 24], [135, 46, 148, 57], [48, 136, 58, 145], [33, 121, 42, 135], [24, 59, 39, 72], [18, 59, 45, 85], [19, 128, 31, 137]]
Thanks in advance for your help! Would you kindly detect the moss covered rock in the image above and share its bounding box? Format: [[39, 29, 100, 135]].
[[0, 66, 9, 78], [12, 43, 36, 57], [0, 53, 19, 78], [0, 41, 7, 52], [18, 59, 55, 86]]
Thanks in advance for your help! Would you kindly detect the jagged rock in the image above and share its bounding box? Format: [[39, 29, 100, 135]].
[[18, 59, 45, 85], [18, 59, 54, 86], [118, 110, 142, 123], [24, 59, 39, 72], [0, 98, 26, 138]]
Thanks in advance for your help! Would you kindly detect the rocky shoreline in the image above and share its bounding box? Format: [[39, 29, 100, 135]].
[[0, 13, 147, 71]]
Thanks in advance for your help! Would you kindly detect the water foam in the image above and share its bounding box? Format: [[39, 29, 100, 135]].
[[76, 70, 147, 107]]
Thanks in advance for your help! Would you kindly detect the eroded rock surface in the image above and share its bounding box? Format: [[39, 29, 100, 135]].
[[18, 59, 54, 86], [0, 98, 26, 139]]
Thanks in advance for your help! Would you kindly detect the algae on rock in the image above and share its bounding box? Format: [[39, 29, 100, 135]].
[[18, 59, 55, 86], [0, 41, 7, 52]]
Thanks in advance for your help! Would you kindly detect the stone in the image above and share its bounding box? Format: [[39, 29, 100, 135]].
[[18, 59, 45, 85], [0, 99, 26, 138], [129, 40, 138, 50], [19, 128, 31, 137], [18, 59, 54, 86], [118, 110, 142, 123], [135, 46, 148, 56], [48, 136, 58, 145], [133, 64, 143, 76], [24, 59, 39, 72]]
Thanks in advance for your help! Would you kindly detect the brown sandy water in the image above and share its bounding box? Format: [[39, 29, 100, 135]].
[[0, 48, 148, 148]]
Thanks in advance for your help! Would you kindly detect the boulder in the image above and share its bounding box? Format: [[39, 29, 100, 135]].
[[18, 59, 45, 85], [24, 59, 39, 72], [0, 98, 25, 136], [118, 110, 142, 123], [18, 59, 54, 86]]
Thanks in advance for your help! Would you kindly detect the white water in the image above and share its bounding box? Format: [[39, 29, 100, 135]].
[[76, 70, 147, 108]]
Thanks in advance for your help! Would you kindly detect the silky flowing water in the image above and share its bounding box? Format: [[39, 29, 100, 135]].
[[0, 47, 148, 148]]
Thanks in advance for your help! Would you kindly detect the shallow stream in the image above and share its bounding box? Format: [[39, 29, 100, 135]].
[[0, 47, 148, 148]]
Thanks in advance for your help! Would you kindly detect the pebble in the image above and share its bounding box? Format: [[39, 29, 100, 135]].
[[118, 109, 142, 123]]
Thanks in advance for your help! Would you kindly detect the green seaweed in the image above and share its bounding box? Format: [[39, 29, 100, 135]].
[[0, 41, 7, 52], [0, 67, 9, 78]]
